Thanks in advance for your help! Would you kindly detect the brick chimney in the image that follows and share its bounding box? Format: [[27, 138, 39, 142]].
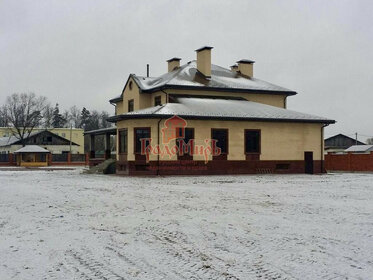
[[230, 64, 238, 72], [167, 57, 181, 72], [237, 59, 255, 78], [195, 46, 213, 78]]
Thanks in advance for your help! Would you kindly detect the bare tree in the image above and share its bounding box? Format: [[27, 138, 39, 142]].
[[88, 110, 100, 131], [367, 138, 373, 145], [100, 111, 112, 128], [3, 93, 48, 146], [62, 109, 71, 128], [69, 105, 81, 128], [0, 105, 8, 127], [43, 103, 54, 128]]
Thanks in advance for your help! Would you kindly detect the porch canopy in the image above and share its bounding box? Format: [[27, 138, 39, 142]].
[[14, 145, 50, 154], [14, 145, 50, 167], [84, 127, 117, 159]]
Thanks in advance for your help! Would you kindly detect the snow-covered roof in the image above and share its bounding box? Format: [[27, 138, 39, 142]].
[[112, 61, 297, 99], [108, 97, 335, 124], [84, 127, 117, 135], [345, 145, 373, 153], [0, 130, 79, 147], [0, 131, 40, 147], [14, 145, 50, 153]]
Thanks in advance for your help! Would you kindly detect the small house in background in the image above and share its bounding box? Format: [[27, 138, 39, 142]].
[[344, 145, 373, 154], [14, 145, 50, 167], [0, 130, 80, 154], [324, 134, 365, 154], [0, 127, 85, 154]]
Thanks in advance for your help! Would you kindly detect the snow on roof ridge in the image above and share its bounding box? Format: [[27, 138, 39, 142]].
[[129, 60, 295, 94]]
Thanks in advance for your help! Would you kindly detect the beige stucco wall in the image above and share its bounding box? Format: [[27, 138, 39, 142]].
[[116, 101, 124, 115], [121, 80, 168, 111], [120, 77, 152, 113], [116, 118, 323, 162], [117, 119, 160, 161], [118, 78, 287, 113], [151, 92, 167, 106]]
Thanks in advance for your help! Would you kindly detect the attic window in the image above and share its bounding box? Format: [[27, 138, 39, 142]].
[[129, 81, 133, 90], [128, 99, 134, 112]]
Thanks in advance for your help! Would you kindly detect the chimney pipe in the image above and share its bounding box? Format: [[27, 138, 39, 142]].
[[146, 64, 149, 77], [236, 59, 255, 78], [195, 46, 213, 78], [166, 57, 181, 72]]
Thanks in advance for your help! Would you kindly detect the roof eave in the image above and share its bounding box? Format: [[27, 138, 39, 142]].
[[108, 113, 335, 124], [109, 97, 123, 103], [140, 84, 297, 96]]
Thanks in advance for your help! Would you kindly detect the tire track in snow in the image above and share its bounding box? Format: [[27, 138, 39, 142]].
[[144, 226, 241, 280], [105, 244, 178, 280], [60, 249, 125, 280]]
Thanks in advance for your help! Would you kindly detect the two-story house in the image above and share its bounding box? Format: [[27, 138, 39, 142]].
[[108, 47, 335, 175]]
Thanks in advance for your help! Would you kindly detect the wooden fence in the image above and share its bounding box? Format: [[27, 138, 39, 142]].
[[325, 152, 373, 172]]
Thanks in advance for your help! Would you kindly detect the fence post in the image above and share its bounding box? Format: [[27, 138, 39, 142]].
[[67, 152, 71, 164], [9, 153, 13, 165], [347, 152, 352, 171], [85, 153, 89, 165], [48, 154, 52, 166]]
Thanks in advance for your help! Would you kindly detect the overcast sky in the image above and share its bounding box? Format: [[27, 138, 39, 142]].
[[1, 0, 372, 140]]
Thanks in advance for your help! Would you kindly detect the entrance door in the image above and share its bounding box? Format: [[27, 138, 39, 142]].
[[304, 152, 314, 174]]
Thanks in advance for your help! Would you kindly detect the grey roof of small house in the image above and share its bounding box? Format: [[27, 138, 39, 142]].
[[0, 130, 79, 147], [84, 127, 117, 135], [0, 131, 39, 147], [345, 145, 373, 153], [14, 145, 50, 153], [108, 97, 335, 124]]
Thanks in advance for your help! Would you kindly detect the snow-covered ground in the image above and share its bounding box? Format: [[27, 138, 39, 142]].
[[0, 169, 372, 280]]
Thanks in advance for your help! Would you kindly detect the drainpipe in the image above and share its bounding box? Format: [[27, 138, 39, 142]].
[[157, 118, 162, 176], [161, 90, 168, 104], [157, 90, 168, 176], [321, 124, 329, 173]]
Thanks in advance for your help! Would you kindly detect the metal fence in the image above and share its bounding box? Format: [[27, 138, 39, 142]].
[[71, 154, 85, 162], [0, 154, 9, 162], [52, 153, 68, 162]]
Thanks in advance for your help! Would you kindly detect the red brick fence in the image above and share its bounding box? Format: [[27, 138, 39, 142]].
[[325, 152, 373, 172], [0, 153, 89, 166]]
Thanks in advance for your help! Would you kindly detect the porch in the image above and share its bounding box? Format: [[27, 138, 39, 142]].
[[84, 127, 116, 166]]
